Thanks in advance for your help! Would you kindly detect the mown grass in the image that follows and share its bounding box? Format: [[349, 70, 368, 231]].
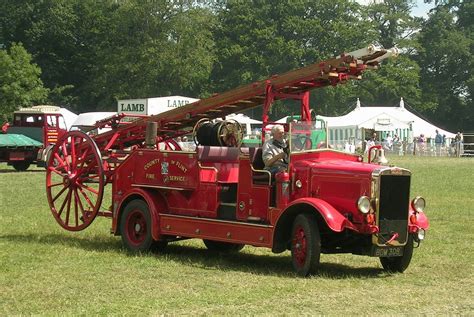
[[1, 156, 473, 315]]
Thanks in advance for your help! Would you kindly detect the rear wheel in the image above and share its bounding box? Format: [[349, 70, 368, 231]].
[[121, 200, 154, 252], [380, 234, 414, 273], [12, 161, 31, 171], [203, 239, 244, 253], [291, 213, 321, 276]]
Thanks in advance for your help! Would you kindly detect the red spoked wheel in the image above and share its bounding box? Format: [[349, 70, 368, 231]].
[[291, 213, 321, 276], [120, 199, 155, 252], [46, 131, 105, 231]]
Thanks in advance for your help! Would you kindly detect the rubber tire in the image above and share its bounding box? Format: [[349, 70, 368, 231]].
[[12, 161, 31, 171], [291, 213, 321, 277], [203, 239, 245, 253], [380, 234, 414, 273], [120, 200, 154, 253]]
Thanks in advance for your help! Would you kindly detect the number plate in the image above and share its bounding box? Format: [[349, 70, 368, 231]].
[[373, 246, 403, 257]]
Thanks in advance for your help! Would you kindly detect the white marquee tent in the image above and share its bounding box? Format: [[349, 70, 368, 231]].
[[318, 98, 455, 143], [225, 113, 262, 136]]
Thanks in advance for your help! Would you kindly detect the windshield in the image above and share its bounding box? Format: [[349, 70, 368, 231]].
[[289, 120, 328, 154]]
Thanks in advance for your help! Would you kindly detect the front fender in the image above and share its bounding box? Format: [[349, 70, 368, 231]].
[[284, 198, 358, 232], [409, 206, 430, 230], [115, 188, 167, 240]]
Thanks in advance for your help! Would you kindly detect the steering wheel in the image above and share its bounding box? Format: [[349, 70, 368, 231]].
[[293, 135, 313, 151], [217, 119, 243, 147]]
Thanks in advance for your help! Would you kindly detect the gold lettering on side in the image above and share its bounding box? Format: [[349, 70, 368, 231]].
[[168, 175, 187, 182], [145, 174, 155, 179], [144, 158, 160, 170], [174, 160, 188, 173]]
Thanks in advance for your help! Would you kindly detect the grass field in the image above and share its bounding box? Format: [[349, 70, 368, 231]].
[[1, 156, 473, 315]]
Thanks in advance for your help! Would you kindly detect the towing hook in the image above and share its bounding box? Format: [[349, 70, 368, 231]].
[[385, 232, 399, 245]]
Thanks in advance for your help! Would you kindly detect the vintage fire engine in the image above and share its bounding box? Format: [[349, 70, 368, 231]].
[[45, 44, 429, 276]]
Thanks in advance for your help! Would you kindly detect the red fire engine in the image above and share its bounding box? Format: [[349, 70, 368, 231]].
[[45, 44, 429, 276]]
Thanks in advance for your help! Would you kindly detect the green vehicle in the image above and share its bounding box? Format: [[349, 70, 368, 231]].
[[0, 106, 70, 171], [286, 115, 327, 149]]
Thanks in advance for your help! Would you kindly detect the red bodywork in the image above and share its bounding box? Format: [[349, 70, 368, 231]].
[[109, 146, 429, 253]]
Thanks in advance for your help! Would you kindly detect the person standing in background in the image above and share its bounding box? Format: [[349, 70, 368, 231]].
[[435, 130, 443, 156]]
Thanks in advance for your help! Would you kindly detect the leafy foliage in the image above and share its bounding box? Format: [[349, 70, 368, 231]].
[[415, 2, 473, 130], [0, 43, 48, 119], [0, 0, 472, 131]]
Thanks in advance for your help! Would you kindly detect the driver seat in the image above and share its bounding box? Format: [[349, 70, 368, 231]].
[[251, 148, 272, 184]]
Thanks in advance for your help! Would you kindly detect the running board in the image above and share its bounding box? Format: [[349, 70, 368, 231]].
[[159, 214, 273, 247]]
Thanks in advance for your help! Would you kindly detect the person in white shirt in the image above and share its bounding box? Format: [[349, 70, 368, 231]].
[[262, 125, 288, 175]]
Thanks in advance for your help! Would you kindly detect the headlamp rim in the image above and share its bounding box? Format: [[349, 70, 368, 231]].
[[412, 196, 426, 213], [357, 196, 371, 214]]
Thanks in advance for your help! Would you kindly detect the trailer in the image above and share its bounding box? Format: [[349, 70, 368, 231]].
[[0, 105, 74, 171], [45, 44, 429, 276]]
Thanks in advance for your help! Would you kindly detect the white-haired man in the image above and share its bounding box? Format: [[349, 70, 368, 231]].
[[262, 124, 288, 175]]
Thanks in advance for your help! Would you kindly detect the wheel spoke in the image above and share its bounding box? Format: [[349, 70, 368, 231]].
[[74, 188, 79, 227], [77, 182, 99, 195], [71, 136, 77, 168], [48, 181, 65, 188], [61, 140, 71, 170], [77, 148, 91, 171], [49, 165, 67, 177], [53, 152, 69, 173], [52, 185, 68, 204], [58, 188, 71, 218], [74, 188, 87, 220], [64, 188, 73, 226], [77, 186, 96, 211]]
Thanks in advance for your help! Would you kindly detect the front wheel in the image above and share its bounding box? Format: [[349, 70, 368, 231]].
[[12, 160, 31, 171], [380, 234, 414, 272], [291, 213, 321, 276], [203, 239, 244, 253], [121, 199, 154, 253]]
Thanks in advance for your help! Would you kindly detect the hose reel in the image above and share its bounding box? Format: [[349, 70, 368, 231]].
[[193, 118, 243, 147]]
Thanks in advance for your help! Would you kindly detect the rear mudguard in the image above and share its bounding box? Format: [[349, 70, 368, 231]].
[[114, 188, 168, 241], [281, 198, 358, 232]]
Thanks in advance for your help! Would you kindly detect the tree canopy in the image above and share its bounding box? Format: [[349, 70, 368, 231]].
[[0, 0, 472, 131], [0, 43, 48, 119]]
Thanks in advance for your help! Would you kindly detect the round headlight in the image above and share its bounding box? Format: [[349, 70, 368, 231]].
[[357, 196, 371, 214], [295, 180, 302, 188], [412, 196, 426, 213]]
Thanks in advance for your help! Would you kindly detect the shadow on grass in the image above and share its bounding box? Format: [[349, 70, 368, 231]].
[[0, 169, 45, 173], [1, 232, 387, 279], [161, 243, 387, 279]]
